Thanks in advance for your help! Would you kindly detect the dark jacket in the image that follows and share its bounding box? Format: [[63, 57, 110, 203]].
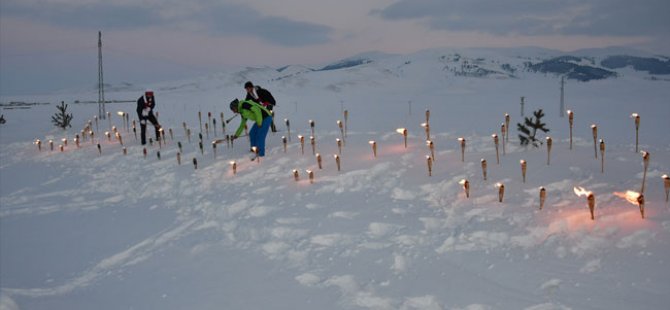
[[136, 95, 156, 119]]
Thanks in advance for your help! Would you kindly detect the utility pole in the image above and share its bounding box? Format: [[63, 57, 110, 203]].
[[98, 31, 106, 119], [559, 76, 565, 118]]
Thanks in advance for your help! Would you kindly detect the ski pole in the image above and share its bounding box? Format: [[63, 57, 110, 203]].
[[225, 114, 239, 124]]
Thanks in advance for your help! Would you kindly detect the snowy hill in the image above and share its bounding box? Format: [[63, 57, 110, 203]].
[[1, 47, 670, 310]]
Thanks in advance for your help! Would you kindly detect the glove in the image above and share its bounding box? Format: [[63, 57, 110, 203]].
[[142, 108, 150, 116], [140, 119, 147, 125], [230, 135, 237, 141]]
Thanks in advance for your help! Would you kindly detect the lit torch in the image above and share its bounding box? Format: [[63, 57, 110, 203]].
[[252, 146, 259, 163], [316, 153, 322, 169], [397, 128, 408, 148], [539, 187, 546, 210], [631, 113, 640, 152], [177, 152, 181, 165], [336, 138, 342, 155], [282, 136, 287, 153], [334, 154, 341, 172], [614, 191, 645, 219], [230, 161, 237, 175], [285, 119, 291, 142], [458, 137, 466, 162], [307, 170, 314, 184], [298, 135, 305, 155], [369, 140, 377, 158], [36, 139, 42, 151], [520, 159, 527, 183], [310, 136, 316, 155], [574, 186, 595, 220], [427, 140, 435, 161], [337, 120, 344, 144], [293, 169, 299, 182], [421, 123, 430, 140], [501, 123, 506, 155], [459, 179, 470, 198], [49, 139, 54, 151], [309, 120, 315, 137], [641, 151, 650, 194], [504, 113, 510, 142], [492, 134, 500, 164], [496, 183, 505, 203]]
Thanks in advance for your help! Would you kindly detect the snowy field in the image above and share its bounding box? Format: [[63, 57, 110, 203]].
[[1, 48, 670, 310]]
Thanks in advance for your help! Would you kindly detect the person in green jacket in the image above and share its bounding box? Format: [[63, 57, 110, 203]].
[[229, 98, 273, 160]]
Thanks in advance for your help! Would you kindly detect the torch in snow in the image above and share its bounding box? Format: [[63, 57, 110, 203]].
[[591, 124, 598, 159], [230, 161, 237, 175], [337, 120, 344, 143], [539, 187, 546, 210], [334, 154, 341, 172], [546, 136, 553, 165], [369, 140, 377, 158], [116, 132, 123, 146], [198, 111, 202, 133], [97, 143, 101, 155], [614, 191, 645, 219], [298, 135, 305, 155], [641, 151, 650, 194], [157, 150, 161, 160], [123, 147, 127, 155], [310, 136, 316, 155], [425, 109, 430, 125], [309, 120, 315, 137], [520, 159, 527, 183], [631, 113, 640, 152], [505, 113, 510, 142], [59, 144, 64, 152], [316, 153, 323, 169], [61, 138, 68, 147], [492, 134, 500, 164], [74, 136, 80, 148], [169, 128, 174, 141], [282, 136, 287, 153], [187, 128, 191, 144], [458, 137, 466, 162], [336, 138, 342, 155], [426, 155, 433, 177], [193, 157, 198, 170], [132, 120, 137, 140], [49, 139, 54, 151], [35, 139, 42, 151], [344, 110, 349, 137], [574, 186, 595, 220], [293, 169, 299, 182], [662, 174, 669, 203], [459, 179, 470, 198], [105, 131, 111, 142], [143, 147, 147, 158], [252, 147, 260, 163], [307, 170, 314, 184], [90, 131, 94, 144], [285, 119, 291, 142], [212, 141, 217, 158], [397, 128, 408, 148], [496, 183, 505, 203], [481, 159, 488, 181], [501, 123, 506, 155], [205, 122, 210, 139], [427, 140, 435, 161], [599, 139, 605, 173], [199, 141, 204, 155], [421, 123, 430, 141], [177, 152, 181, 165], [567, 110, 574, 150]]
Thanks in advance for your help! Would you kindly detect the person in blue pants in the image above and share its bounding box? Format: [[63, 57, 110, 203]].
[[229, 99, 272, 160]]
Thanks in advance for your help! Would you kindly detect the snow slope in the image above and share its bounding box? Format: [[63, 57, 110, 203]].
[[1, 47, 670, 310]]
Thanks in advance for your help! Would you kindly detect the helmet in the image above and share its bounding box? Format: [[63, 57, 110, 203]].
[[229, 99, 239, 111]]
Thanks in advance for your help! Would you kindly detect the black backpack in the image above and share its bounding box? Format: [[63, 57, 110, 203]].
[[256, 87, 276, 106]]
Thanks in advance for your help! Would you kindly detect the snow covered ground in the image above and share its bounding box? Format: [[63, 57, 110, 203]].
[[1, 48, 670, 310]]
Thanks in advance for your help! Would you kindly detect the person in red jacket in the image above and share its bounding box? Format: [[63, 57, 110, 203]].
[[136, 90, 161, 145]]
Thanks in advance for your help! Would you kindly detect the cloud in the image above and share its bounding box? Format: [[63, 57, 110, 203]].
[[0, 0, 333, 46], [374, 0, 670, 36]]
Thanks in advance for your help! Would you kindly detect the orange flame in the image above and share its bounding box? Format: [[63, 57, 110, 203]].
[[573, 186, 591, 197], [613, 191, 642, 205]]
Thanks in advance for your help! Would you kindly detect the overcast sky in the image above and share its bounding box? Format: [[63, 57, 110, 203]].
[[1, 0, 669, 95]]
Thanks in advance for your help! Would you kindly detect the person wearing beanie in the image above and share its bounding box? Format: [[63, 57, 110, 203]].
[[244, 81, 278, 132], [136, 90, 161, 145], [229, 98, 273, 160]]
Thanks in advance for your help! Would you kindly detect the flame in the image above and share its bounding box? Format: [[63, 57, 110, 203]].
[[369, 140, 375, 145], [614, 191, 642, 205], [631, 113, 639, 118], [495, 182, 503, 189], [573, 186, 591, 197], [117, 111, 125, 116], [396, 128, 407, 135]]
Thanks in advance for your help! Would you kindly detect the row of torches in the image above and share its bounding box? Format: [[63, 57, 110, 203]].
[[34, 108, 667, 220]]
